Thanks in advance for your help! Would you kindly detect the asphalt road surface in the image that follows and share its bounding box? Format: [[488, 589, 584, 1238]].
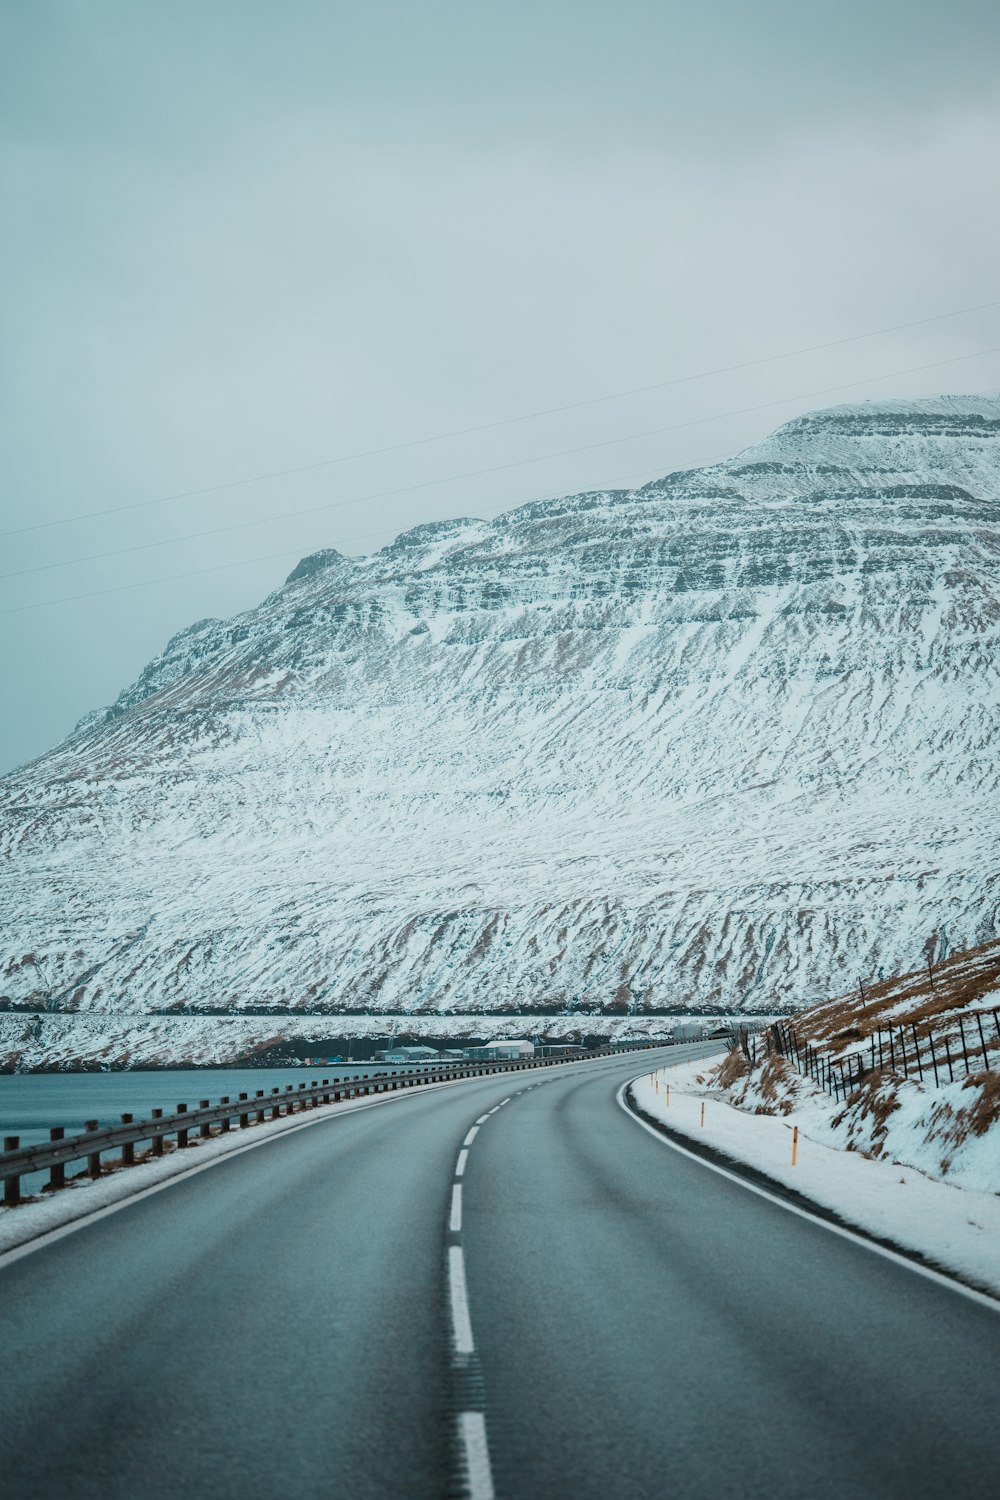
[[1, 1043, 998, 1499]]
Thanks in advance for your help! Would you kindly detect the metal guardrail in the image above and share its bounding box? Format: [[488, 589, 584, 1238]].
[[0, 1043, 665, 1207]]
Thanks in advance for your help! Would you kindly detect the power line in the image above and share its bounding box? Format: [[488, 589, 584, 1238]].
[[0, 458, 683, 618], [4, 359, 999, 621], [4, 339, 999, 585], [2, 296, 998, 541]]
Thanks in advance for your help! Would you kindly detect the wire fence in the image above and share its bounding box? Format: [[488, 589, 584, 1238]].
[[753, 1009, 1000, 1102]]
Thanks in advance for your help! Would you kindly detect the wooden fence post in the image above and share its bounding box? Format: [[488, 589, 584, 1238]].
[[910, 1025, 923, 1082], [974, 1013, 988, 1070], [957, 1018, 970, 1074]]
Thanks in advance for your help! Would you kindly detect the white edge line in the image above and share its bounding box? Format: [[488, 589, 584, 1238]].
[[615, 1080, 1000, 1316], [0, 1084, 437, 1273], [459, 1410, 495, 1500], [450, 1183, 463, 1234], [449, 1244, 475, 1355], [463, 1126, 480, 1146], [455, 1148, 469, 1178]]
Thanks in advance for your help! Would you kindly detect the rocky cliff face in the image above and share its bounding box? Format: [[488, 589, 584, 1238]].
[[2, 395, 999, 1064]]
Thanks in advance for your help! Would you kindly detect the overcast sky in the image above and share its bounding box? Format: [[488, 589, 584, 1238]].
[[2, 0, 999, 773]]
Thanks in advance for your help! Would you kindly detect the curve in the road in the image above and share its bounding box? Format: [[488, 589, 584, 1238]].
[[617, 1078, 1000, 1316], [3, 1043, 997, 1500]]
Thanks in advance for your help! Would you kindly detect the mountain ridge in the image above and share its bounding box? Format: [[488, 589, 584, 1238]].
[[2, 393, 999, 1066]]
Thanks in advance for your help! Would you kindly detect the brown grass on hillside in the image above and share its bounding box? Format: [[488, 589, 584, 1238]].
[[958, 1070, 1000, 1139], [714, 1047, 750, 1089], [831, 1073, 901, 1144], [785, 935, 1000, 1068]]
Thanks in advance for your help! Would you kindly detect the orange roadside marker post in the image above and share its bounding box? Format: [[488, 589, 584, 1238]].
[[792, 1125, 799, 1166], [700, 1101, 705, 1128]]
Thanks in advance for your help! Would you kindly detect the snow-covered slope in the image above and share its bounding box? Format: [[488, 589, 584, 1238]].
[[2, 394, 999, 1063]]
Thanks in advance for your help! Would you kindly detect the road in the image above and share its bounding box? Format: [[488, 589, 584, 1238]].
[[1, 1044, 997, 1499]]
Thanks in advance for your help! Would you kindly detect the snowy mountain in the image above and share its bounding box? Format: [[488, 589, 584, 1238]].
[[2, 394, 999, 1066]]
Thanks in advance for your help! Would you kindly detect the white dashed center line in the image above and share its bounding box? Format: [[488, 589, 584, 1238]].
[[459, 1412, 495, 1500], [445, 1083, 536, 1498], [448, 1244, 475, 1357]]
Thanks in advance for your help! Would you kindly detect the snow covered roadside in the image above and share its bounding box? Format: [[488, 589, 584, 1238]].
[[0, 1083, 444, 1260], [627, 1055, 1000, 1300]]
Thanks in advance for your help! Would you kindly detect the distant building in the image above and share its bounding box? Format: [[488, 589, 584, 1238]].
[[381, 1045, 441, 1063], [462, 1040, 535, 1061], [537, 1043, 586, 1057]]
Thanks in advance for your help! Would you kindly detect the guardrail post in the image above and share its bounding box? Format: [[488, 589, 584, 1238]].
[[219, 1097, 231, 1132], [270, 1087, 281, 1119], [85, 1120, 101, 1177], [48, 1127, 66, 1190], [121, 1115, 135, 1166], [151, 1109, 164, 1155], [199, 1101, 212, 1138], [239, 1093, 250, 1128], [176, 1104, 189, 1149], [3, 1137, 20, 1205], [255, 1090, 266, 1123]]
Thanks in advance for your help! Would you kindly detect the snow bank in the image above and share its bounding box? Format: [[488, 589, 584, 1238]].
[[629, 1054, 1000, 1299], [712, 1048, 1000, 1195]]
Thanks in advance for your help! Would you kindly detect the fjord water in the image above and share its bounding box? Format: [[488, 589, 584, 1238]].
[[0, 1065, 409, 1197]]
